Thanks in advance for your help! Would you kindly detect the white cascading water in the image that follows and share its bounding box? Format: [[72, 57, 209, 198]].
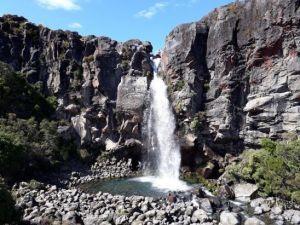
[[136, 57, 189, 191]]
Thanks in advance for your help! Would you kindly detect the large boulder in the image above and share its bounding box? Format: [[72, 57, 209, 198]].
[[234, 183, 258, 202]]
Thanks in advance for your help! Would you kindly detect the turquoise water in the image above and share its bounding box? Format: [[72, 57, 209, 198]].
[[79, 177, 171, 198]]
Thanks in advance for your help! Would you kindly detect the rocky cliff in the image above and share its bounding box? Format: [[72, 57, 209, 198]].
[[0, 14, 153, 162], [0, 0, 299, 172], [161, 0, 300, 169]]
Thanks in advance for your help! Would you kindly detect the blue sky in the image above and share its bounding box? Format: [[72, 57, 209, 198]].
[[0, 0, 233, 52]]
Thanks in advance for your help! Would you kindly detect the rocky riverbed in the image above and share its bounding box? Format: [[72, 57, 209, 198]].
[[11, 159, 300, 225], [13, 181, 300, 225]]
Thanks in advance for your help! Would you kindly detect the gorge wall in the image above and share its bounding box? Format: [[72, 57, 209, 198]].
[[0, 0, 299, 172], [161, 0, 300, 168]]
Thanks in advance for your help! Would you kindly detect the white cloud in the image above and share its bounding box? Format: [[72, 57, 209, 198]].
[[68, 22, 82, 29], [36, 0, 81, 10], [135, 2, 168, 19]]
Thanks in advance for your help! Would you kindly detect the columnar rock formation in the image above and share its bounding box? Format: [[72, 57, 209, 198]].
[[0, 0, 299, 171], [161, 0, 300, 161]]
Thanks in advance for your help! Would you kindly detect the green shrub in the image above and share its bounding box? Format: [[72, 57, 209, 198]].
[[74, 66, 83, 80], [121, 60, 130, 71], [46, 96, 58, 110], [291, 190, 300, 203], [0, 61, 55, 119], [190, 112, 206, 132], [62, 40, 70, 49], [0, 181, 21, 225], [174, 101, 185, 114], [174, 80, 185, 91], [203, 82, 210, 92], [227, 139, 300, 202], [0, 133, 26, 179], [0, 117, 78, 181]]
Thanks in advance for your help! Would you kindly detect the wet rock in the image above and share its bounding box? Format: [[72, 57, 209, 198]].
[[199, 162, 216, 179]]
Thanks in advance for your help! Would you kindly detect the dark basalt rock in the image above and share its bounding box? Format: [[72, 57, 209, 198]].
[[160, 0, 300, 167], [0, 14, 153, 157]]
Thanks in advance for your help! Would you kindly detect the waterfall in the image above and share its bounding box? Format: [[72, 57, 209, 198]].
[[138, 57, 189, 191], [150, 58, 181, 180]]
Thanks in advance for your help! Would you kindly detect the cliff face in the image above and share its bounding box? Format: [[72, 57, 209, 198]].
[[161, 0, 300, 162], [0, 15, 153, 159], [0, 0, 299, 171]]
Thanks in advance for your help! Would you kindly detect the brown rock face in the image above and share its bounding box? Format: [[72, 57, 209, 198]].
[[161, 0, 300, 158]]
